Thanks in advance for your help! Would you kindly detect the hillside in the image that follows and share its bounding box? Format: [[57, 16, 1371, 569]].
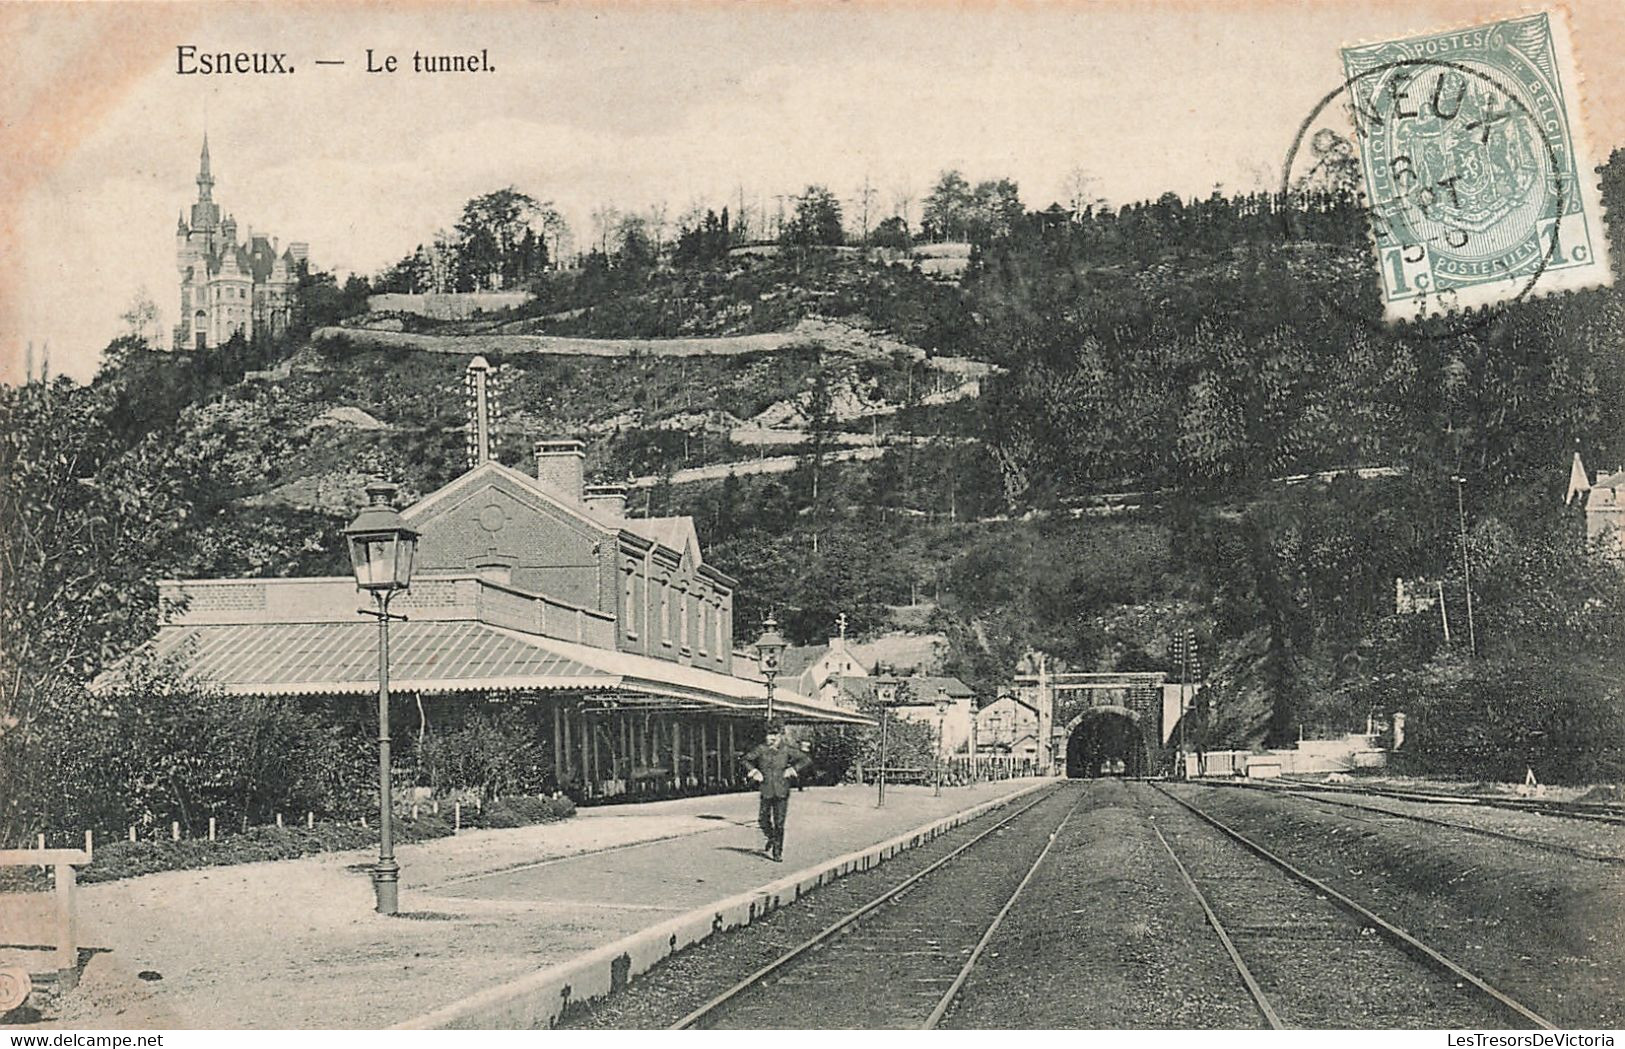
[[6, 166, 1624, 788]]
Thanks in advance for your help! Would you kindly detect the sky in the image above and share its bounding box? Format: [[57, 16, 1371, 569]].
[[2, 0, 1621, 384]]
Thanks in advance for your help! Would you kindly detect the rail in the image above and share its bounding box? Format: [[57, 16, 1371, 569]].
[[1150, 783, 1555, 1029], [670, 783, 1068, 1029]]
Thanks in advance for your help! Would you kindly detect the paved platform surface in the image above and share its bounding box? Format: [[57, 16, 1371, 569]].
[[29, 779, 1046, 1029]]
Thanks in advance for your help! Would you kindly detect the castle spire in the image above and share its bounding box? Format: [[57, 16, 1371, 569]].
[[197, 134, 214, 201]]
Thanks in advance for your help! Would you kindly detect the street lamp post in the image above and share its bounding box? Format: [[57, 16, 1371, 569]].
[[934, 688, 949, 797], [755, 613, 786, 722], [344, 482, 418, 916], [875, 682, 896, 807]]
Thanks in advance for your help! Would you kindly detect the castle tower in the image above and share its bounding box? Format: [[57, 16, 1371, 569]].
[[188, 135, 221, 239]]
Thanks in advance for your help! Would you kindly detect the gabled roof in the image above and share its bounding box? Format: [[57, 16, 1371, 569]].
[[623, 516, 701, 566], [981, 693, 1040, 716], [405, 463, 724, 576], [402, 460, 610, 542], [780, 644, 830, 681], [834, 674, 973, 705]]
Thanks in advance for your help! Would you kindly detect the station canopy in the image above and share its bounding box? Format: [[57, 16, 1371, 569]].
[[94, 575, 870, 726]]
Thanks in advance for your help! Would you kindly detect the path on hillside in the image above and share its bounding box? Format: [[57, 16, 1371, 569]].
[[315, 317, 945, 363]]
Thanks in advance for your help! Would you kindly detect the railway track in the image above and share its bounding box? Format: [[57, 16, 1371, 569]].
[[1225, 778, 1625, 827], [1148, 782, 1556, 1029], [1221, 785, 1625, 865], [670, 782, 1084, 1029]]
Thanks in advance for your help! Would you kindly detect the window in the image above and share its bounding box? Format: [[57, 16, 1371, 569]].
[[659, 578, 671, 646], [623, 564, 637, 638], [680, 586, 690, 651], [698, 601, 708, 655]]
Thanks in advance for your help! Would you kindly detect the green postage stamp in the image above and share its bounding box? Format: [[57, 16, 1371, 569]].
[[1341, 12, 1611, 321]]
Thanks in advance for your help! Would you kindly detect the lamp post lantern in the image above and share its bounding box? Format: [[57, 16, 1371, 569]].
[[344, 481, 418, 915], [934, 688, 949, 797], [875, 681, 897, 807], [755, 613, 787, 722]]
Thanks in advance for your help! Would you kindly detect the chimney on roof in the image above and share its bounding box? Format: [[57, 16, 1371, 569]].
[[583, 482, 628, 523], [535, 439, 586, 503]]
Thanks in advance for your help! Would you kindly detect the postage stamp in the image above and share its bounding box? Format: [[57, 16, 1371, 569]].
[[1341, 12, 1612, 322]]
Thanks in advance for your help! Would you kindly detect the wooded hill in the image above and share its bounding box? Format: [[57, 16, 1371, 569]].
[[5, 155, 1623, 830]]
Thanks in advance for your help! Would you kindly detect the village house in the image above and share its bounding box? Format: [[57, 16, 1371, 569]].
[[975, 693, 1042, 761]]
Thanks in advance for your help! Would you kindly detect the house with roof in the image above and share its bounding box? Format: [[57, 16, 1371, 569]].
[[975, 693, 1042, 758], [780, 620, 871, 710], [106, 395, 864, 801], [1584, 467, 1625, 554]]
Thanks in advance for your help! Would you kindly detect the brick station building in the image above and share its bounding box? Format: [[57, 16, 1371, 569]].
[[119, 439, 865, 802]]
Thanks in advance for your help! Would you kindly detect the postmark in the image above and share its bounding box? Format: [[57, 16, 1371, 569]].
[[1339, 12, 1610, 322]]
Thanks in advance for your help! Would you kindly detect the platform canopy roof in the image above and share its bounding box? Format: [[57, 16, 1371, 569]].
[[98, 577, 869, 726]]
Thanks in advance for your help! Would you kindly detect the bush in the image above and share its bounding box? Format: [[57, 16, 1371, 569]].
[[1386, 652, 1625, 785], [417, 712, 553, 799], [466, 794, 575, 829], [0, 796, 574, 890], [14, 659, 377, 843]]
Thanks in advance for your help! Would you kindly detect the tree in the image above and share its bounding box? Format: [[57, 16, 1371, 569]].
[[293, 262, 370, 331], [922, 170, 974, 242], [783, 185, 844, 247], [970, 178, 1024, 243], [613, 215, 656, 273], [376, 245, 432, 294], [590, 204, 622, 255], [870, 215, 912, 251], [119, 288, 163, 348], [1063, 167, 1096, 219], [452, 188, 555, 291], [674, 208, 732, 268], [855, 174, 879, 244]]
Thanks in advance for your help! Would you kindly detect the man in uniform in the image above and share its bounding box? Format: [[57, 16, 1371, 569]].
[[741, 721, 813, 862]]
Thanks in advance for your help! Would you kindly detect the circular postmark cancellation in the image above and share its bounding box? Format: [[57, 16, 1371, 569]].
[[1281, 12, 1610, 336]]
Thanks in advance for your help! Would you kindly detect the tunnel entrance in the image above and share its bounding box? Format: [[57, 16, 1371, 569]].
[[1066, 707, 1151, 778]]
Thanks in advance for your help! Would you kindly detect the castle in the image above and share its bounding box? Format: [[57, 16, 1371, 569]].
[[173, 136, 307, 350]]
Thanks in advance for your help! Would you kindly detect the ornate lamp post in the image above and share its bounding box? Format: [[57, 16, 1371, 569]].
[[934, 687, 950, 797], [344, 481, 418, 915], [875, 681, 897, 807], [755, 613, 786, 722]]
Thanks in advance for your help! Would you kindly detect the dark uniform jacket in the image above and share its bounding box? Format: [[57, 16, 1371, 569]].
[[741, 742, 813, 799]]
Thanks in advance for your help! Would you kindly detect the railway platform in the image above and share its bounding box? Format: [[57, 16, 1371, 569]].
[[38, 778, 1052, 1030]]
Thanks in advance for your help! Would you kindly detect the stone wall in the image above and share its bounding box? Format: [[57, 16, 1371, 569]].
[[367, 292, 533, 319]]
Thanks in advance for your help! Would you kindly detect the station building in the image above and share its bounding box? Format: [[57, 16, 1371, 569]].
[[112, 436, 865, 802]]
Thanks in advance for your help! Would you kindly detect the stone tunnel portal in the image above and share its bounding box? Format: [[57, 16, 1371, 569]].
[[1066, 707, 1152, 778]]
